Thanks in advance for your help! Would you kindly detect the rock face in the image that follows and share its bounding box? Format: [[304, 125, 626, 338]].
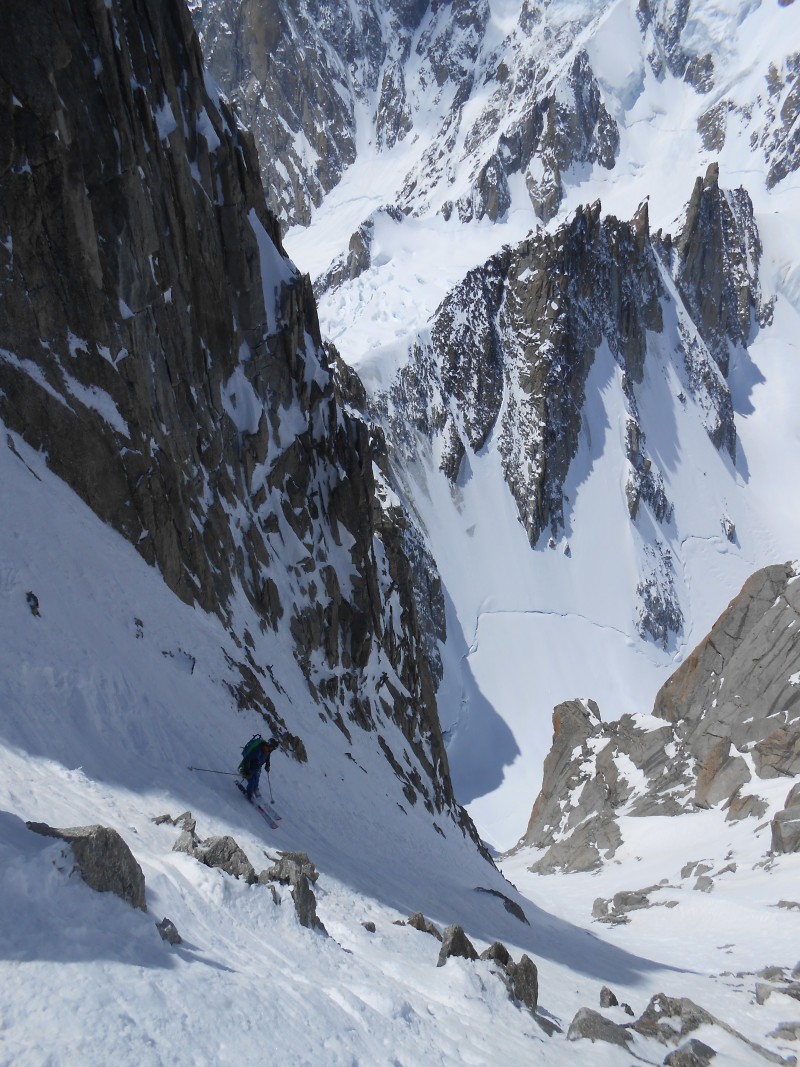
[[189, 0, 798, 244], [674, 163, 770, 383], [190, 0, 622, 227], [772, 783, 800, 855], [516, 563, 800, 872], [191, 0, 428, 225], [373, 173, 762, 647], [0, 0, 475, 836], [27, 822, 146, 911], [382, 199, 667, 545]]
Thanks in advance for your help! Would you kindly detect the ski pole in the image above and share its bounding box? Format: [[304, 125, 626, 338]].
[[266, 769, 274, 803], [187, 765, 240, 776]]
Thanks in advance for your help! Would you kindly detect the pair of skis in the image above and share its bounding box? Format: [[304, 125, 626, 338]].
[[235, 780, 282, 829]]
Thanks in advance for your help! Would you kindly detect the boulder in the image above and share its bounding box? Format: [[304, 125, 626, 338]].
[[172, 830, 201, 857], [263, 852, 325, 933], [172, 827, 256, 884], [27, 821, 146, 911], [633, 994, 716, 1044], [264, 852, 319, 886], [156, 917, 182, 945], [201, 837, 257, 885], [769, 1022, 800, 1041], [153, 811, 196, 833], [567, 1007, 631, 1047], [291, 875, 327, 934], [437, 925, 478, 967], [664, 1039, 717, 1066], [407, 912, 443, 941], [480, 941, 511, 967], [506, 955, 538, 1012]]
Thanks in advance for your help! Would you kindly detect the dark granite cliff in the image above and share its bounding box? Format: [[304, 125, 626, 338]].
[[0, 0, 473, 832]]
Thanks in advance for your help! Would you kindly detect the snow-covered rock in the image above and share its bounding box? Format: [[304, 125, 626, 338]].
[[516, 562, 800, 872]]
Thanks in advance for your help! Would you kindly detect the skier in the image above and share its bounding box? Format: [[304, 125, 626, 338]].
[[238, 735, 279, 801]]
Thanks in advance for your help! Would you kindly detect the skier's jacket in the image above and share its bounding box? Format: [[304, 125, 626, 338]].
[[238, 734, 276, 776]]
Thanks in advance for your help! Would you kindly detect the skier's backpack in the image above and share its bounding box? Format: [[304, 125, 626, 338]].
[[238, 734, 264, 774]]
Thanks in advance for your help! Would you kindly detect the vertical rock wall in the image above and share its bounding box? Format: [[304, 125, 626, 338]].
[[0, 0, 469, 828]]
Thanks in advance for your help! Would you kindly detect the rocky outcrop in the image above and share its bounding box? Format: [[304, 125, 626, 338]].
[[191, 0, 428, 225], [264, 851, 326, 931], [567, 1007, 632, 1048], [644, 1, 798, 192], [632, 993, 792, 1065], [772, 783, 800, 854], [761, 51, 800, 189], [515, 563, 800, 872], [641, 0, 716, 93], [437, 924, 478, 967], [502, 50, 619, 224], [314, 218, 376, 298], [381, 171, 751, 550], [380, 199, 666, 546], [0, 0, 475, 834], [672, 163, 770, 386], [505, 954, 539, 1013], [192, 0, 623, 227], [652, 563, 800, 775], [27, 821, 146, 911], [373, 173, 763, 648], [173, 828, 258, 884], [407, 912, 443, 940], [592, 884, 679, 925], [566, 990, 795, 1064]]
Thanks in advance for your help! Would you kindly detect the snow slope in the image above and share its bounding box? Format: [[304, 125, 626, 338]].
[[2, 424, 799, 1066]]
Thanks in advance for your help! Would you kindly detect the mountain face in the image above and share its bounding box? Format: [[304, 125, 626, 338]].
[[189, 0, 800, 851], [190, 0, 800, 229], [189, 0, 429, 225], [517, 562, 800, 874], [0, 0, 472, 835], [2, 2, 800, 1064]]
